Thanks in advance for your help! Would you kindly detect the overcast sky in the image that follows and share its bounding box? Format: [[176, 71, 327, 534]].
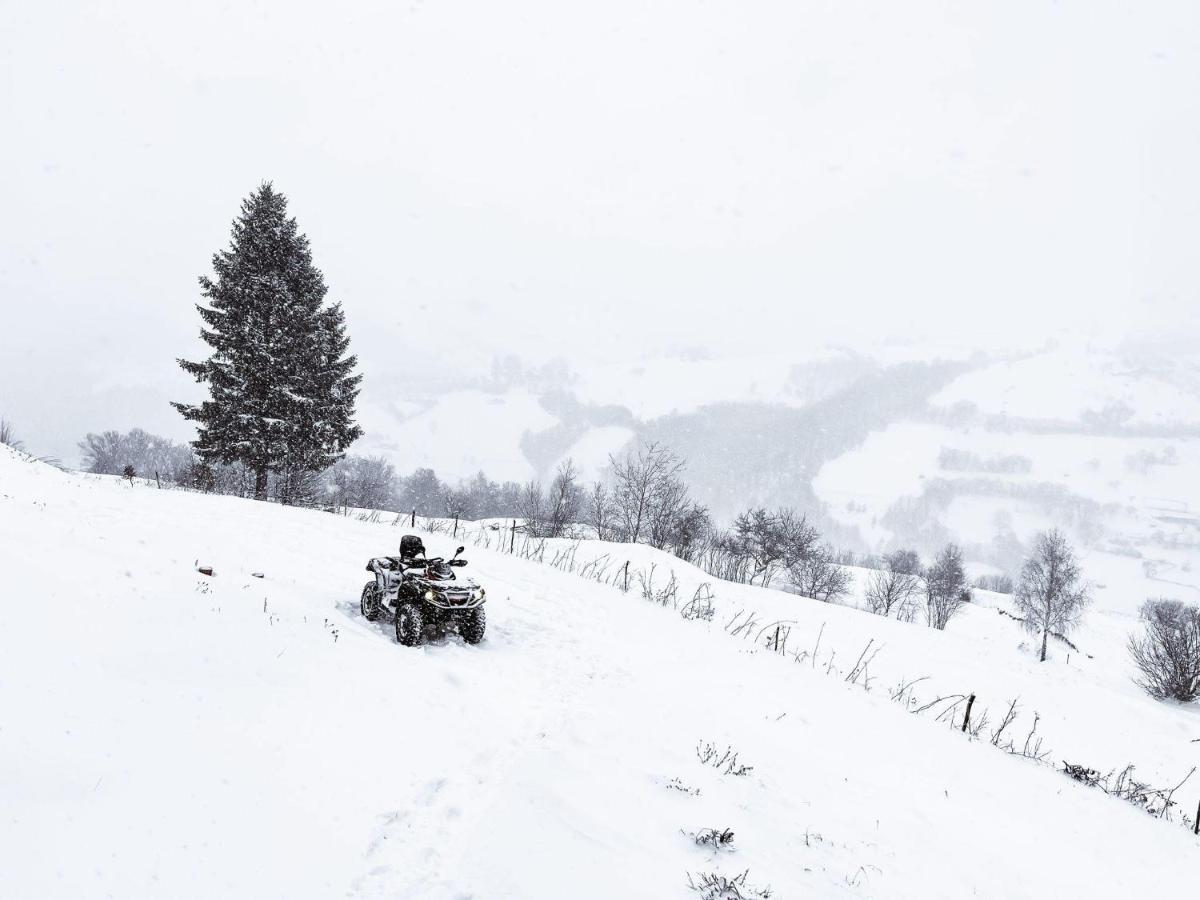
[[2, 1, 1197, 462]]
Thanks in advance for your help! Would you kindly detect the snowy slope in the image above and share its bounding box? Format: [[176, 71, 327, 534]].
[[814, 343, 1200, 617], [1, 448, 1197, 899]]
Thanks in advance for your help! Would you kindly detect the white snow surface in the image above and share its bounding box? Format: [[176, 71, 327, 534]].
[[2, 448, 1197, 898]]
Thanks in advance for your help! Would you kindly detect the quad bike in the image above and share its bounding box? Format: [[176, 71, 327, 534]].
[[360, 535, 487, 646]]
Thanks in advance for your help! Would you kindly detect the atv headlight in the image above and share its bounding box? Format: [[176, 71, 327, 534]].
[[424, 590, 435, 602]]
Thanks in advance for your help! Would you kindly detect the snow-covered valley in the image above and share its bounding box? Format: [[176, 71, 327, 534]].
[[2, 446, 1197, 899]]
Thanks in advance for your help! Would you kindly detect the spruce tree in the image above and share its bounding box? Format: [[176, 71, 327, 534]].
[[173, 183, 362, 501]]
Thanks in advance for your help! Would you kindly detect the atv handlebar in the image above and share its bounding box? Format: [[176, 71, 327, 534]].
[[365, 555, 468, 573]]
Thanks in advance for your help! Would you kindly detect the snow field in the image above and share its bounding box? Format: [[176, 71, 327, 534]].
[[1, 448, 1197, 898]]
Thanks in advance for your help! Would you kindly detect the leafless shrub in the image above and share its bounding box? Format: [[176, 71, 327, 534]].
[[696, 741, 753, 777], [695, 533, 756, 584], [681, 584, 717, 622], [724, 609, 761, 640], [755, 621, 793, 655], [1063, 761, 1195, 819], [888, 675, 929, 708], [421, 516, 451, 534], [1127, 598, 1200, 702], [665, 777, 701, 796], [0, 418, 24, 450], [686, 869, 773, 900], [637, 564, 679, 607], [686, 827, 735, 851], [989, 698, 1020, 748], [1019, 713, 1048, 761], [864, 555, 921, 620], [787, 545, 852, 603], [843, 639, 881, 688]]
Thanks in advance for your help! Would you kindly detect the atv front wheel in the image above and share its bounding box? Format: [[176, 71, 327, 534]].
[[458, 607, 486, 645], [360, 582, 382, 622], [396, 602, 425, 646]]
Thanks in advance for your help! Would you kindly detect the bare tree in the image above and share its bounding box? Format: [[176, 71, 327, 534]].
[[728, 507, 821, 586], [462, 472, 501, 518], [517, 480, 547, 537], [442, 484, 474, 519], [1014, 529, 1090, 661], [1128, 598, 1200, 701], [656, 501, 711, 561], [79, 428, 194, 479], [885, 548, 922, 575], [608, 441, 685, 544], [865, 551, 922, 620], [644, 473, 691, 550], [324, 454, 399, 511], [925, 543, 967, 630], [587, 481, 617, 541], [396, 467, 445, 515], [0, 418, 23, 451], [788, 544, 852, 603], [546, 458, 582, 537]]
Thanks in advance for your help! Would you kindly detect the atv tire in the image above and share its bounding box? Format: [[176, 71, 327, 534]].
[[396, 602, 425, 646], [458, 607, 486, 645], [360, 582, 383, 622]]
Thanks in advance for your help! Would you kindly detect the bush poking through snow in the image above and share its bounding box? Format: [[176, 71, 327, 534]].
[[1062, 761, 1196, 820], [786, 544, 852, 603], [1127, 598, 1200, 702], [665, 777, 701, 796], [680, 584, 717, 622], [686, 869, 773, 899], [0, 418, 25, 450], [686, 827, 735, 850], [696, 741, 753, 776], [637, 564, 679, 606]]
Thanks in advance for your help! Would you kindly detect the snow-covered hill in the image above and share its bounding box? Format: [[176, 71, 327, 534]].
[[352, 343, 1200, 577], [2, 448, 1197, 899]]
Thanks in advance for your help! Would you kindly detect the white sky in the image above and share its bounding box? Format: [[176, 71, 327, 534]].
[[2, 1, 1198, 461]]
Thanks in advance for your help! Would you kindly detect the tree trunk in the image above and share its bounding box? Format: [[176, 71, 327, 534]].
[[254, 465, 268, 501], [1040, 627, 1049, 662]]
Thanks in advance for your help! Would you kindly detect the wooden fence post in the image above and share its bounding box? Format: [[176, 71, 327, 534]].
[[510, 520, 516, 554], [453, 515, 458, 538], [410, 509, 416, 527], [962, 694, 976, 733], [623, 561, 630, 592]]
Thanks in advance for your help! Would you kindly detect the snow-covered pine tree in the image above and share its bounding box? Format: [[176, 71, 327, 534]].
[[173, 183, 363, 501]]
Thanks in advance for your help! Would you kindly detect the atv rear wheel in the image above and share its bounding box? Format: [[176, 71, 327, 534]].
[[396, 602, 424, 646], [458, 607, 486, 645], [360, 582, 382, 622]]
